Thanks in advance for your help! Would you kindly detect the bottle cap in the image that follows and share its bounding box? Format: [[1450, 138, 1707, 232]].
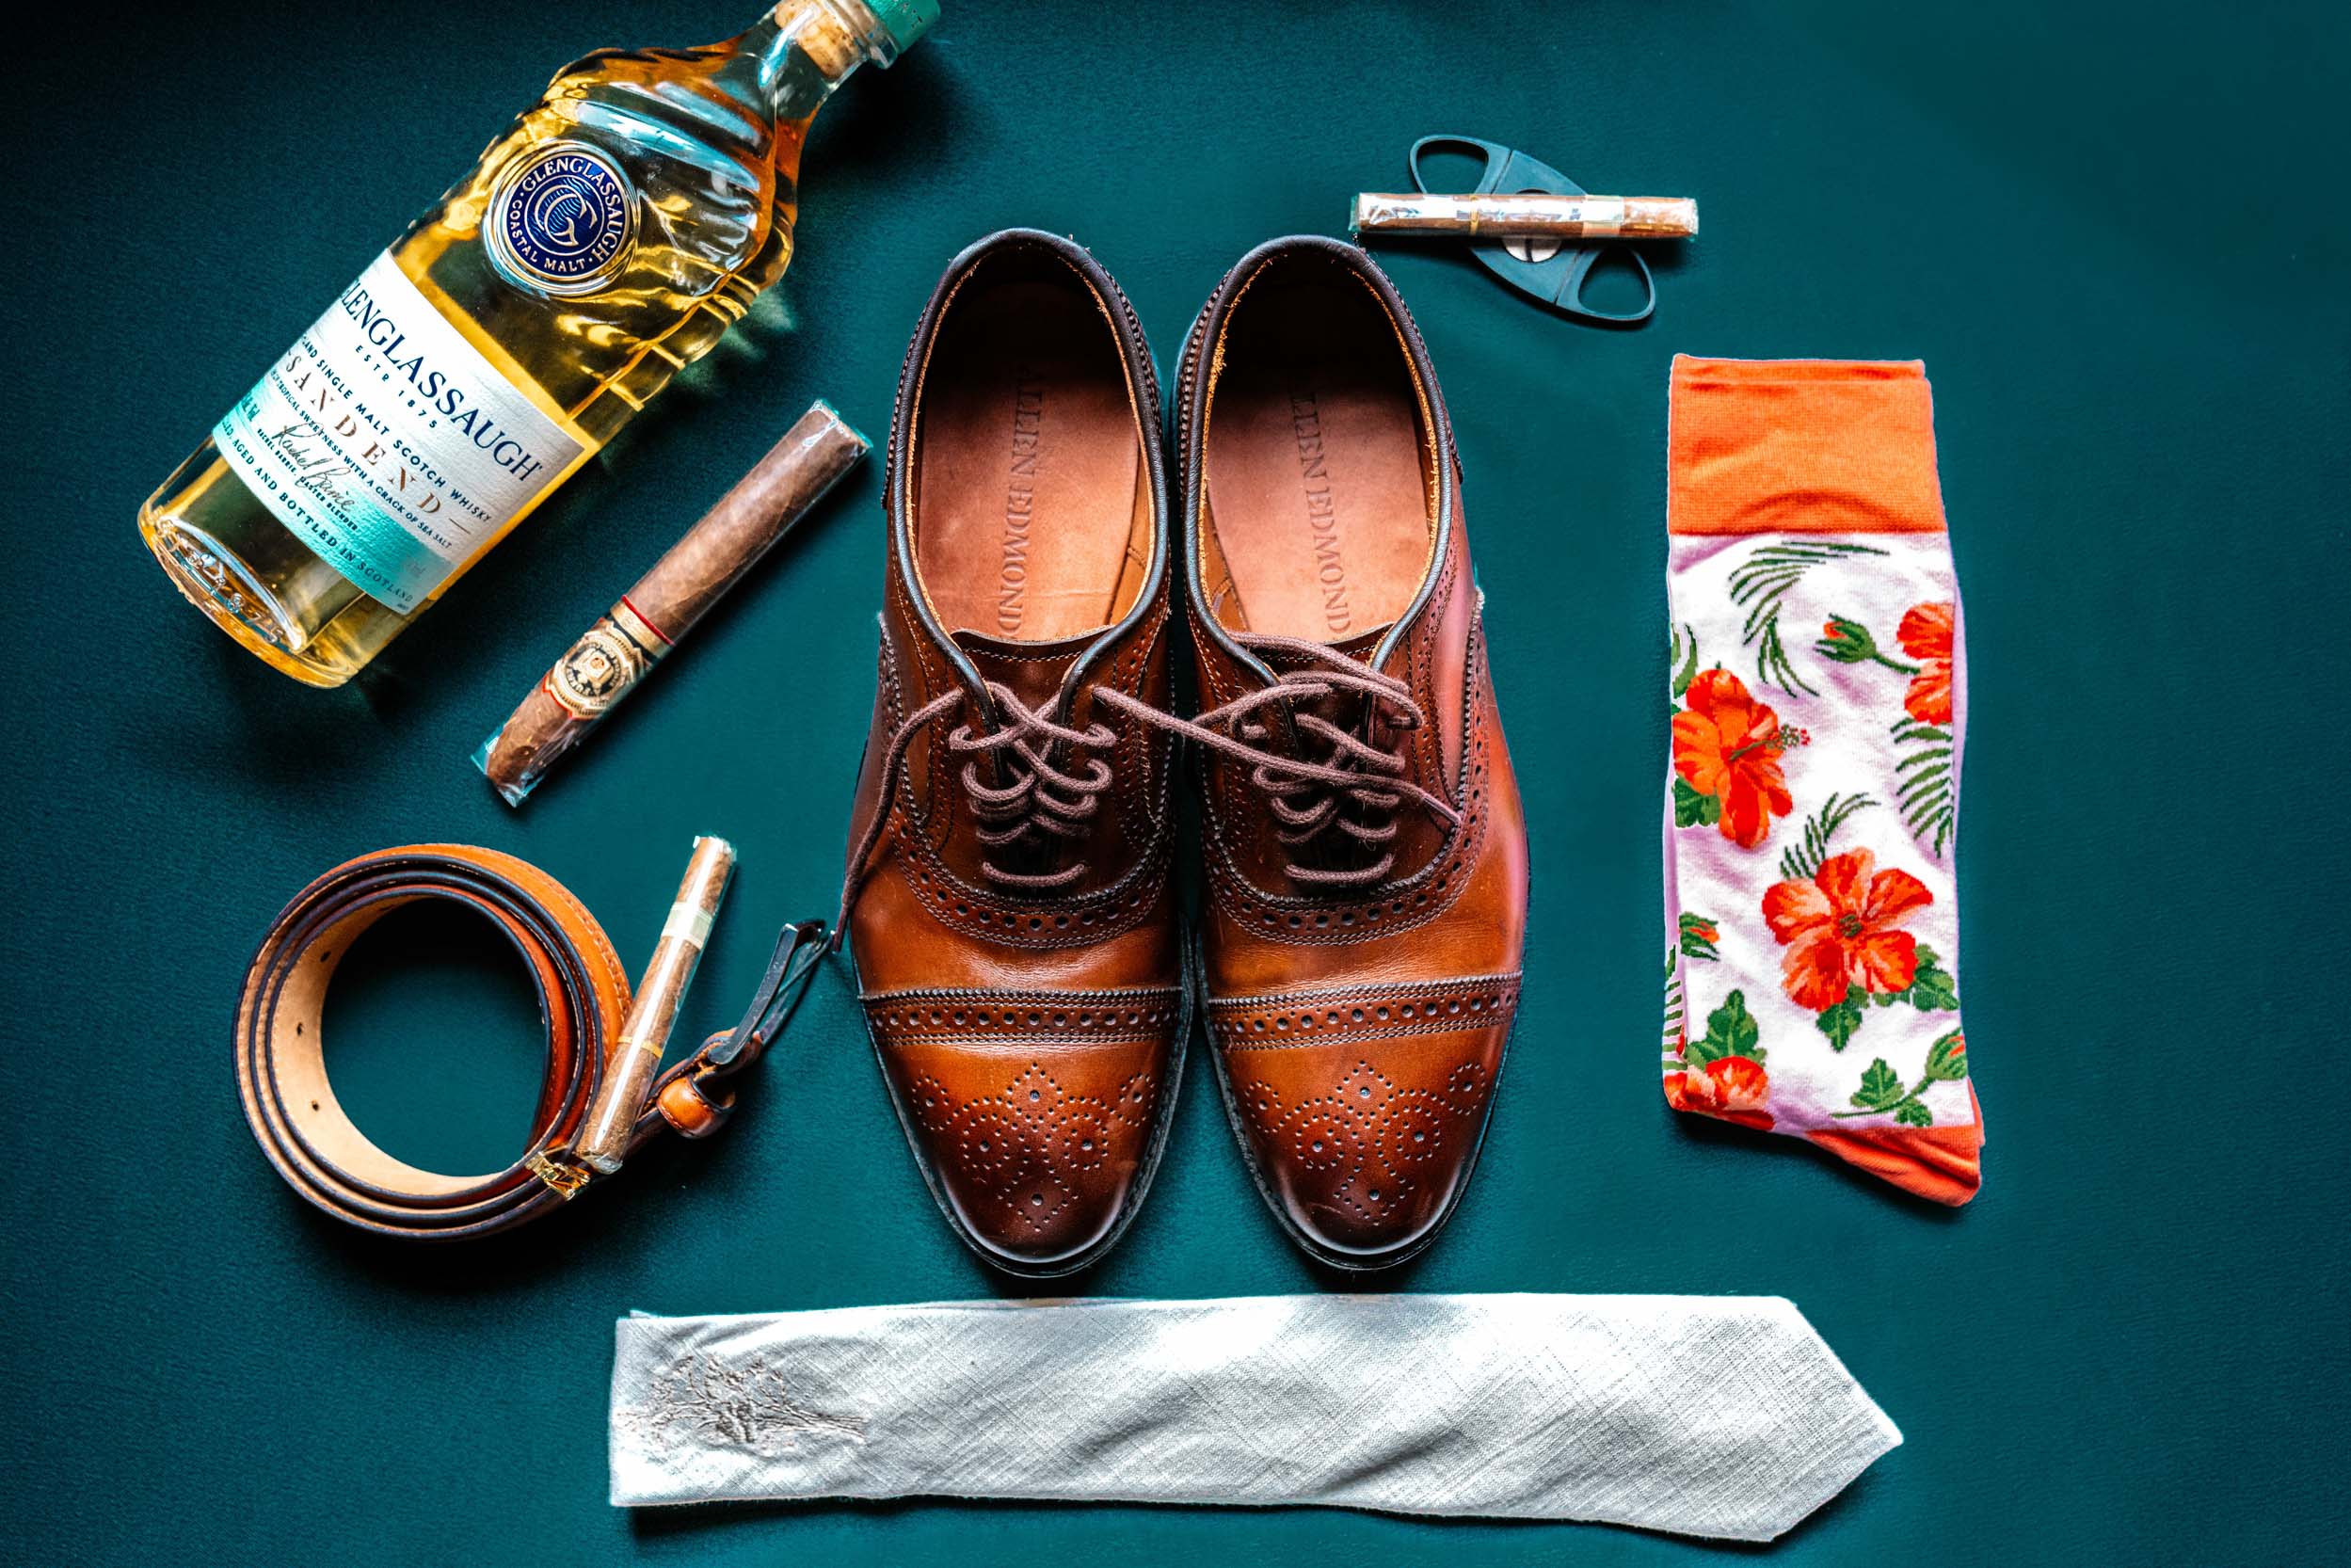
[[866, 0, 938, 57]]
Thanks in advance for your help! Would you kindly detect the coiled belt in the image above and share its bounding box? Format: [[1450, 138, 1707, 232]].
[[234, 844, 823, 1240]]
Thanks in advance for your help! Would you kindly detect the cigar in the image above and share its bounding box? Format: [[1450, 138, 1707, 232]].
[[473, 401, 870, 805], [569, 835, 736, 1175], [1351, 192, 1699, 241]]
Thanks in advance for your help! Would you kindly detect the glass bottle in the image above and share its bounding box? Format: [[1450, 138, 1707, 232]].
[[139, 0, 936, 687]]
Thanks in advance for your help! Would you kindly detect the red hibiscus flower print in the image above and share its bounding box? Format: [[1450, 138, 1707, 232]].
[[1897, 601, 1955, 725], [1763, 848, 1934, 1011], [1672, 669, 1794, 849], [1670, 1055, 1773, 1131]]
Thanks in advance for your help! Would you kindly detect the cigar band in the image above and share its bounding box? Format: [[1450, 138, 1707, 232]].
[[613, 597, 676, 654], [546, 620, 652, 720], [660, 900, 716, 949]]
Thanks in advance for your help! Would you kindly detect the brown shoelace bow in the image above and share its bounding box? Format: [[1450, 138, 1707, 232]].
[[1096, 633, 1461, 888], [835, 637, 1463, 946], [835, 681, 1119, 945]]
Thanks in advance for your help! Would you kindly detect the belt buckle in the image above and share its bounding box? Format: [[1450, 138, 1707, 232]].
[[526, 1147, 594, 1200]]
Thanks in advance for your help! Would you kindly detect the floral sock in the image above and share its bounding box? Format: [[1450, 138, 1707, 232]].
[[1659, 356, 1982, 1206]]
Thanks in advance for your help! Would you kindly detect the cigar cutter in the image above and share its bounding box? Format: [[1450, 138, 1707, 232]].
[[1407, 135, 1658, 323]]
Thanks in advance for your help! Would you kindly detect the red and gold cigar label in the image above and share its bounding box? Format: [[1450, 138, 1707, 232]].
[[536, 596, 673, 723], [474, 400, 870, 805]]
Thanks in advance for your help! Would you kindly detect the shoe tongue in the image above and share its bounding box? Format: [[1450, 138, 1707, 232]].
[[1255, 623, 1394, 676], [952, 627, 1096, 711]]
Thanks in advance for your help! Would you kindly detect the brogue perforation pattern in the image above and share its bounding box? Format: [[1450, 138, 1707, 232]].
[[866, 985, 1183, 1045], [1229, 1056, 1494, 1225], [1210, 973, 1523, 1049], [901, 1059, 1162, 1240]]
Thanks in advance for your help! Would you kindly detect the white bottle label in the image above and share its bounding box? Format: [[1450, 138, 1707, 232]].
[[215, 251, 585, 615]]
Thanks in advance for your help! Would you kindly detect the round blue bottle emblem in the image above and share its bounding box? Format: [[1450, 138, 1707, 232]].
[[487, 143, 638, 296]]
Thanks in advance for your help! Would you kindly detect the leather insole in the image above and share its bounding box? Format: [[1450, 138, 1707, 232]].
[[1202, 277, 1432, 641], [914, 260, 1148, 641]]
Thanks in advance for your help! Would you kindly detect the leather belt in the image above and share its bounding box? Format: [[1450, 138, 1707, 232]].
[[234, 844, 824, 1241]]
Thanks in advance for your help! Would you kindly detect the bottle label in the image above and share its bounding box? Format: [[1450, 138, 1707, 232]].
[[487, 142, 639, 296], [215, 251, 585, 615]]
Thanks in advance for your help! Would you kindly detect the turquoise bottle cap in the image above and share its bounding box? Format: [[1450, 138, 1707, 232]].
[[866, 0, 938, 56]]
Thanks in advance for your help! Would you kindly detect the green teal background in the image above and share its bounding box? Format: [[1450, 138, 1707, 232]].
[[6, 0, 2346, 1561]]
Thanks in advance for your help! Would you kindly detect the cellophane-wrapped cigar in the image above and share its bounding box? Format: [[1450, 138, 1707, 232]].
[[570, 835, 736, 1175], [1351, 192, 1699, 240], [474, 401, 869, 805]]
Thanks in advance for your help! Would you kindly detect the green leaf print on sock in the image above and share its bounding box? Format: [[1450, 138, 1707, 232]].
[[1817, 984, 1867, 1051], [1824, 941, 1957, 1052], [1872, 943, 1959, 1012], [1670, 622, 1702, 699], [1687, 989, 1765, 1068], [1779, 792, 1878, 881], [1834, 1031, 1968, 1126], [1925, 1030, 1969, 1081], [1665, 916, 1728, 1064], [1849, 1058, 1906, 1112], [1893, 717, 1957, 858], [1673, 776, 1722, 827], [1678, 912, 1722, 961], [1661, 945, 1685, 1060], [1815, 615, 1921, 674], [1727, 541, 1890, 698]]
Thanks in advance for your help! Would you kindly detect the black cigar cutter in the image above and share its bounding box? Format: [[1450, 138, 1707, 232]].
[[1406, 135, 1658, 324]]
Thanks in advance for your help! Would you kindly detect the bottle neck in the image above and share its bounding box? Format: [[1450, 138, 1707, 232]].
[[749, 0, 894, 118]]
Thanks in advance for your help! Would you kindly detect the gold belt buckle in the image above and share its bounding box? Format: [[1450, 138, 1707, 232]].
[[526, 1148, 594, 1200]]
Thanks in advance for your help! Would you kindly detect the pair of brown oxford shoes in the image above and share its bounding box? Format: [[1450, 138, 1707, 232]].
[[836, 229, 1529, 1275]]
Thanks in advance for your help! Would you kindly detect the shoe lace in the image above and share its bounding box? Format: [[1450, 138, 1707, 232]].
[[836, 681, 1119, 946], [1096, 632, 1461, 888]]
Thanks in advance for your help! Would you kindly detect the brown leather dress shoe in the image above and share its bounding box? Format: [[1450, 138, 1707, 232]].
[[1163, 236, 1530, 1270], [837, 230, 1184, 1277]]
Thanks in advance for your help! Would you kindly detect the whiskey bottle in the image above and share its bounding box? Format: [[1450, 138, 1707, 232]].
[[139, 0, 936, 686]]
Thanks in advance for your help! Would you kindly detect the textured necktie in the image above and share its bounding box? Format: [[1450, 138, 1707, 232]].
[[609, 1292, 1899, 1542]]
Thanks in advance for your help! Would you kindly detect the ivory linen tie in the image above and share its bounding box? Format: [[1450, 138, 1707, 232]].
[[609, 1292, 1900, 1541]]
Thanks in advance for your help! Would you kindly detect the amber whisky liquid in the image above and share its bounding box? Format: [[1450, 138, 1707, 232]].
[[139, 0, 925, 685]]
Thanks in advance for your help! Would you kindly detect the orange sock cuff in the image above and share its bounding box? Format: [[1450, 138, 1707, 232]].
[[1805, 1084, 1985, 1207], [1668, 356, 1949, 537]]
